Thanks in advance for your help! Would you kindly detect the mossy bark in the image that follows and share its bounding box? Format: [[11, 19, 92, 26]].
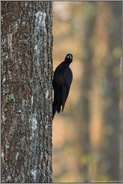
[[1, 1, 53, 183]]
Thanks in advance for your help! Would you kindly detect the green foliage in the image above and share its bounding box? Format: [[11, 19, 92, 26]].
[[80, 154, 93, 165], [113, 47, 121, 59]]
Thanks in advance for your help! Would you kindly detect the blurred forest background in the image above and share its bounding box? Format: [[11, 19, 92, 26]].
[[52, 1, 122, 182]]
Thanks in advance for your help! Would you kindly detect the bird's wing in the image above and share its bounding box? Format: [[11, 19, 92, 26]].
[[61, 68, 73, 111], [61, 84, 69, 112]]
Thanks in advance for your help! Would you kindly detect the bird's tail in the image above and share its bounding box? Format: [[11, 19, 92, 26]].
[[52, 103, 61, 119], [52, 102, 56, 119]]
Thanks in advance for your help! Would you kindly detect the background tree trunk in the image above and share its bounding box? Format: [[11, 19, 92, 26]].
[[89, 2, 122, 181], [1, 1, 53, 183], [75, 3, 96, 182]]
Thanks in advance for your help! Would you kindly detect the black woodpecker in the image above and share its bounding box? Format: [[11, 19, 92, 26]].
[[52, 53, 73, 119]]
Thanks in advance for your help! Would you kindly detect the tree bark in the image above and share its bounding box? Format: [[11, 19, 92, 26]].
[[1, 1, 53, 183]]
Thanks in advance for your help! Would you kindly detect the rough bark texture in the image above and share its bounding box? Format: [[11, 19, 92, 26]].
[[1, 1, 53, 183]]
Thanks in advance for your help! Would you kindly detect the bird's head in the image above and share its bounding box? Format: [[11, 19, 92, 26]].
[[64, 53, 73, 64]]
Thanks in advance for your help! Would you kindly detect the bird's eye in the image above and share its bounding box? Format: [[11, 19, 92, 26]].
[[67, 55, 72, 59]]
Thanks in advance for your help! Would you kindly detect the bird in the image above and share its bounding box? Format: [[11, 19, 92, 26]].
[[52, 53, 73, 119]]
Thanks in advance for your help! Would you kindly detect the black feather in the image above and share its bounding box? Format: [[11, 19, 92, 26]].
[[52, 53, 73, 119]]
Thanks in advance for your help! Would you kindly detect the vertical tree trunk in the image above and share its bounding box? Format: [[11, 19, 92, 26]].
[[77, 3, 96, 182], [89, 2, 122, 181], [89, 2, 110, 181], [1, 1, 53, 183]]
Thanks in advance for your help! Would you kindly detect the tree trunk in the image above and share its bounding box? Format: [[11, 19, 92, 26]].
[[89, 2, 122, 181], [77, 3, 96, 182], [1, 1, 53, 183]]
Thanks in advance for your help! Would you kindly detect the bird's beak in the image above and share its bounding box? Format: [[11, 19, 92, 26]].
[[68, 55, 72, 60]]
